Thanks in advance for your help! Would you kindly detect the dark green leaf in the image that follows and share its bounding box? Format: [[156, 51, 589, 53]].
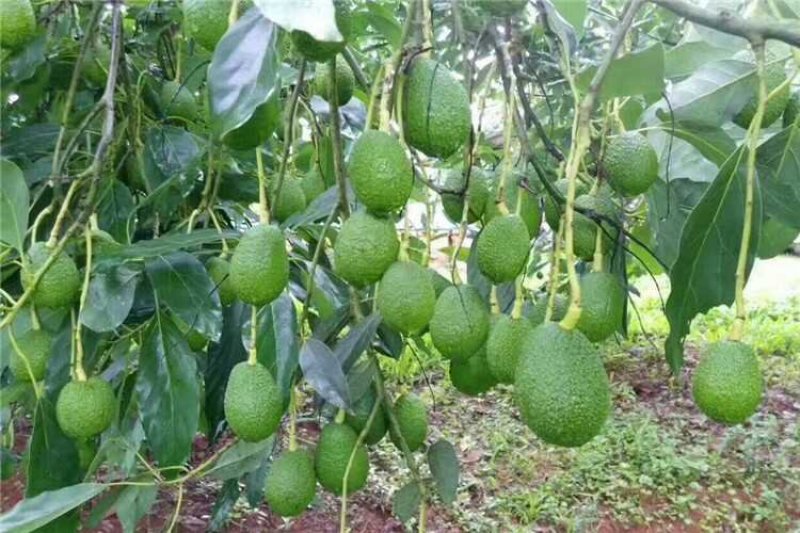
[[257, 293, 300, 404], [333, 313, 382, 372], [646, 178, 709, 268], [659, 122, 736, 168], [136, 314, 200, 467], [664, 147, 761, 371], [346, 355, 377, 404], [0, 483, 106, 533], [80, 262, 142, 333], [365, 3, 402, 47], [206, 438, 274, 480], [283, 186, 340, 228], [757, 125, 800, 229], [112, 485, 158, 533], [103, 229, 238, 261], [244, 454, 271, 506], [144, 126, 202, 181], [97, 179, 135, 244], [209, 479, 241, 532], [254, 0, 342, 40], [145, 252, 222, 341], [392, 481, 422, 523], [577, 44, 665, 101], [375, 321, 404, 359], [0, 158, 29, 251], [0, 124, 61, 160], [299, 338, 350, 409], [206, 303, 249, 440], [2, 34, 46, 83], [208, 9, 279, 139], [428, 439, 459, 504], [664, 41, 731, 79]]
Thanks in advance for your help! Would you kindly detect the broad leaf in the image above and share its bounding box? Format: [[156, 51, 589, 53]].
[[136, 314, 200, 467], [552, 0, 587, 36], [0, 483, 106, 533], [0, 158, 29, 251], [646, 178, 709, 268], [392, 481, 422, 524], [96, 179, 135, 244], [656, 122, 736, 168], [664, 147, 761, 371], [256, 292, 300, 404], [757, 125, 800, 230], [26, 399, 81, 497], [206, 303, 249, 440], [364, 3, 401, 48], [206, 438, 274, 480], [254, 0, 342, 41], [145, 252, 222, 342], [577, 44, 665, 101], [209, 479, 241, 532], [143, 126, 202, 183], [299, 338, 350, 409], [208, 9, 279, 140], [111, 485, 158, 533], [427, 439, 459, 505], [80, 262, 142, 333], [333, 313, 382, 372], [537, 0, 578, 55], [104, 229, 238, 261], [663, 41, 731, 79]]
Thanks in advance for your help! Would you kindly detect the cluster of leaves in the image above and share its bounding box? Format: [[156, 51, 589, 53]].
[[0, 0, 798, 531]]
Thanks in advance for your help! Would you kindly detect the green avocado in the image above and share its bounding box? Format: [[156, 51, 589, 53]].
[[265, 449, 317, 517], [315, 56, 354, 105], [441, 169, 491, 224], [603, 132, 659, 197], [692, 341, 763, 425], [230, 225, 289, 306], [757, 218, 798, 259], [476, 214, 531, 283], [222, 95, 282, 151], [333, 212, 399, 287], [291, 0, 352, 62], [543, 178, 590, 231], [206, 256, 236, 306], [346, 388, 389, 445], [514, 323, 610, 447], [160, 80, 197, 122], [301, 169, 327, 203], [182, 0, 245, 51], [0, 0, 36, 50], [315, 422, 369, 495], [428, 268, 453, 298], [21, 242, 81, 309], [575, 272, 625, 342], [377, 261, 436, 335], [572, 193, 618, 262], [429, 285, 490, 361], [349, 130, 414, 213], [271, 177, 307, 223], [450, 345, 497, 395], [525, 293, 569, 326], [403, 57, 471, 159], [486, 314, 533, 384], [56, 377, 116, 440], [389, 393, 428, 452], [9, 329, 51, 382], [734, 61, 791, 129], [483, 176, 542, 238], [224, 361, 284, 442]]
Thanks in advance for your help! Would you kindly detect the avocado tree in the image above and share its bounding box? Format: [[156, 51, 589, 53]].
[[0, 0, 798, 530]]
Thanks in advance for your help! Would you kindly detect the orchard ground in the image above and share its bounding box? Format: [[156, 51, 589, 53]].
[[2, 255, 798, 531]]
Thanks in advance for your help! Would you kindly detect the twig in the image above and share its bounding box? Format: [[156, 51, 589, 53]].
[[328, 58, 351, 219], [342, 46, 370, 90], [271, 60, 307, 220]]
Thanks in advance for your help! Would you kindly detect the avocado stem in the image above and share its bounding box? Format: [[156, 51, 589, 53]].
[[255, 149, 271, 225], [545, 221, 564, 322], [592, 227, 604, 273], [248, 305, 258, 366]]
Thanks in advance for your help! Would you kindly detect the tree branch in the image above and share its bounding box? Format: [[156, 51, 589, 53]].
[[648, 0, 800, 47]]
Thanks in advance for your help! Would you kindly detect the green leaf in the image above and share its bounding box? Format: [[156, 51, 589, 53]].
[[206, 303, 249, 440], [552, 0, 587, 36], [299, 338, 350, 409], [103, 229, 238, 261], [655, 59, 755, 126], [144, 126, 202, 181], [537, 0, 577, 55], [392, 481, 422, 523], [136, 314, 201, 467], [657, 122, 736, 168], [646, 178, 709, 268], [80, 262, 142, 333], [0, 158, 29, 251], [209, 479, 241, 532], [0, 124, 61, 160], [208, 9, 279, 140], [365, 3, 402, 48], [577, 44, 665, 101], [254, 0, 342, 41], [664, 147, 761, 371], [664, 41, 731, 79], [333, 313, 382, 373], [145, 252, 222, 341], [0, 483, 106, 533], [206, 438, 274, 480], [97, 179, 135, 244], [283, 186, 340, 228], [256, 292, 299, 404], [112, 485, 158, 533], [26, 399, 81, 497], [757, 125, 800, 230], [427, 439, 459, 504]]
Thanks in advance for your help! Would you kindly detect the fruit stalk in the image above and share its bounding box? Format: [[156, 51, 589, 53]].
[[731, 44, 767, 341], [328, 57, 351, 220], [592, 226, 604, 272], [494, 88, 516, 216], [545, 222, 564, 322], [248, 305, 259, 366], [271, 60, 307, 220], [227, 0, 240, 28], [378, 0, 417, 131], [73, 224, 95, 382]]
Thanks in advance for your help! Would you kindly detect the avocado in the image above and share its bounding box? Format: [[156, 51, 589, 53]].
[[315, 422, 369, 494], [349, 130, 414, 213], [315, 56, 355, 106], [230, 225, 289, 306], [222, 95, 282, 151], [429, 285, 490, 361], [476, 214, 531, 283], [486, 314, 533, 384], [333, 212, 399, 287], [272, 177, 307, 223], [543, 178, 590, 231], [182, 0, 242, 52], [525, 293, 569, 326], [602, 132, 659, 197], [56, 377, 116, 440], [206, 256, 236, 306], [301, 169, 327, 203], [160, 80, 197, 122], [575, 272, 625, 342], [377, 261, 436, 335], [757, 218, 799, 259], [572, 193, 618, 262], [9, 328, 52, 382], [734, 61, 791, 129], [346, 389, 389, 445], [450, 345, 497, 395], [224, 361, 284, 442], [0, 0, 36, 50], [389, 393, 428, 452], [21, 242, 81, 309], [483, 175, 542, 237], [441, 168, 491, 224], [265, 449, 317, 517]]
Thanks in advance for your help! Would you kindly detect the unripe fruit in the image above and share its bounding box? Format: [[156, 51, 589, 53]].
[[206, 256, 236, 306], [476, 214, 530, 283], [9, 329, 51, 382], [377, 261, 436, 335], [0, 0, 36, 51], [486, 315, 533, 384], [575, 272, 625, 342], [315, 423, 369, 495], [389, 393, 428, 452], [224, 362, 284, 442], [348, 130, 414, 213], [346, 389, 389, 445], [291, 0, 352, 63], [333, 212, 399, 287], [230, 225, 289, 306], [603, 132, 658, 197], [56, 378, 116, 440], [450, 347, 497, 395], [315, 56, 354, 106], [265, 449, 317, 517], [429, 285, 490, 361], [21, 242, 81, 309]]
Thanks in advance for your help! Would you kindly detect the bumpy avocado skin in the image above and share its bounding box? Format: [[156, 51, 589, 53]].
[[450, 345, 497, 395], [486, 315, 533, 384], [734, 63, 791, 129], [182, 0, 233, 51], [572, 193, 619, 262], [0, 0, 36, 51], [483, 176, 542, 238], [403, 57, 471, 159], [576, 272, 625, 342], [272, 178, 307, 223], [349, 130, 414, 213], [56, 377, 116, 440], [389, 393, 428, 451], [22, 242, 81, 309], [346, 389, 389, 445], [429, 285, 490, 361], [333, 212, 399, 287], [692, 341, 763, 425], [224, 362, 284, 442], [315, 57, 355, 105], [9, 329, 52, 382], [265, 449, 317, 517], [291, 1, 352, 62], [543, 178, 590, 231], [514, 323, 611, 447], [315, 423, 369, 495], [206, 256, 236, 306], [230, 225, 289, 306], [525, 293, 569, 326], [441, 169, 491, 223], [476, 214, 531, 283], [603, 132, 659, 197], [222, 96, 281, 151], [301, 169, 327, 202], [377, 261, 436, 335]]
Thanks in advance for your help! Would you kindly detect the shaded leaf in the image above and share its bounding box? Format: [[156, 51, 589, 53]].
[[664, 41, 731, 79], [26, 399, 81, 501], [209, 479, 241, 532], [0, 158, 29, 251], [80, 262, 142, 333], [206, 438, 274, 480], [206, 303, 249, 440], [392, 481, 422, 523], [365, 2, 402, 47], [577, 44, 664, 101], [144, 126, 202, 181], [757, 124, 800, 229], [428, 439, 459, 504], [333, 313, 382, 372], [646, 178, 709, 268], [113, 485, 158, 533], [0, 123, 61, 160], [552, 0, 587, 36], [257, 293, 300, 404], [0, 483, 106, 533], [300, 338, 350, 409], [254, 0, 342, 41], [657, 122, 736, 168], [96, 179, 135, 244], [103, 229, 238, 261]]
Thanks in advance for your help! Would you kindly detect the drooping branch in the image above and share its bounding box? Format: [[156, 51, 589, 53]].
[[648, 0, 800, 47]]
